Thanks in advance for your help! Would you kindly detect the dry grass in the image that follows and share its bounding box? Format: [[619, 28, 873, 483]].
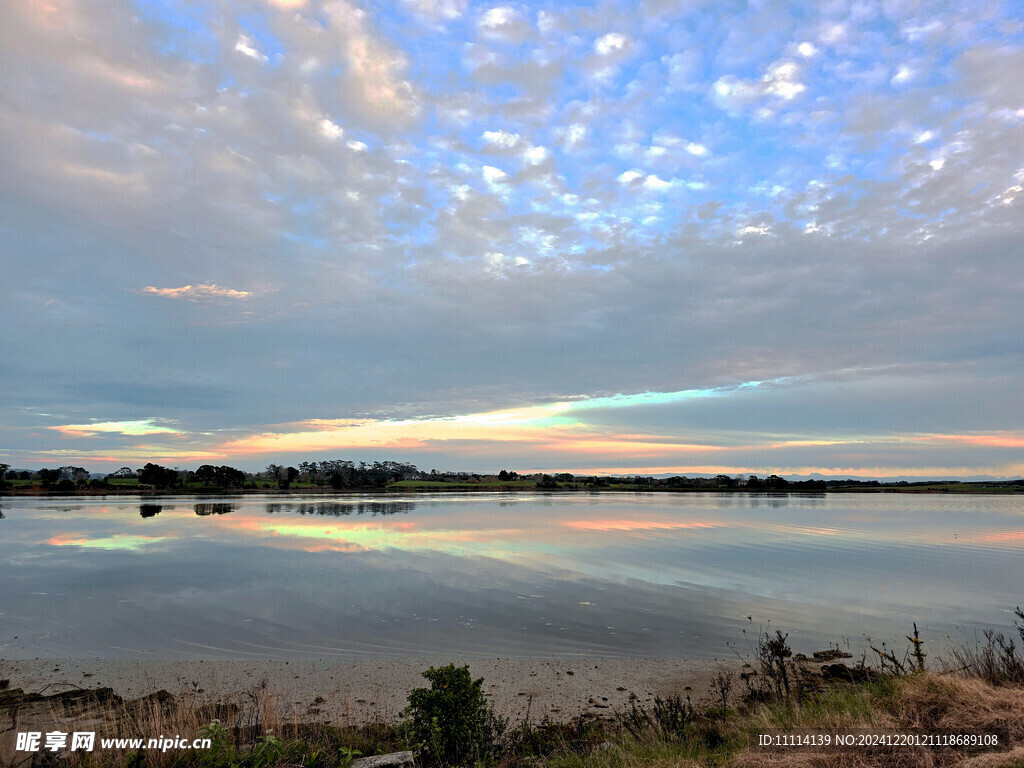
[[892, 675, 1024, 745], [0, 679, 402, 768], [961, 746, 1024, 767], [3, 671, 1023, 768]]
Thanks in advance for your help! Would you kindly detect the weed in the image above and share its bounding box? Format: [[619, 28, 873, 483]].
[[712, 665, 735, 717], [402, 663, 508, 766], [945, 608, 1024, 685]]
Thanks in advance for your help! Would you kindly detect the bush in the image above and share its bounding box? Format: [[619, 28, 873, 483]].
[[402, 663, 507, 766]]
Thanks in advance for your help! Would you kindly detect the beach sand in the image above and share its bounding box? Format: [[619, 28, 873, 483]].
[[0, 657, 735, 724]]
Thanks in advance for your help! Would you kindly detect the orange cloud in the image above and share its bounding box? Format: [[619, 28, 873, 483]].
[[915, 432, 1024, 448], [49, 419, 182, 437], [140, 284, 253, 300]]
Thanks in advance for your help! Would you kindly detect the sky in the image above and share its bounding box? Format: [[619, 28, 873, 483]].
[[1, 0, 1023, 478]]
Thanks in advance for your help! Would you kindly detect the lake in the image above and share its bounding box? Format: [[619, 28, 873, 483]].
[[0, 492, 1021, 660]]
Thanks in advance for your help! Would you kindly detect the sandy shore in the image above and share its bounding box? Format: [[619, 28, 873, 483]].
[[0, 657, 735, 724]]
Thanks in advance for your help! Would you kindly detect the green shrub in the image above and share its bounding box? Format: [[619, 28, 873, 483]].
[[402, 663, 507, 766]]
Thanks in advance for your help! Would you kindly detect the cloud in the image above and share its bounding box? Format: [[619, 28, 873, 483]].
[[234, 33, 268, 63], [139, 284, 254, 300], [594, 32, 629, 56], [49, 419, 182, 437], [481, 129, 521, 149], [891, 64, 915, 85], [478, 6, 531, 43], [401, 0, 466, 23], [325, 1, 422, 127], [713, 58, 807, 112], [318, 118, 344, 139]]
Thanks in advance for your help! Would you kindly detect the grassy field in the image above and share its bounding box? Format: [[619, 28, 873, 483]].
[[389, 479, 540, 489]]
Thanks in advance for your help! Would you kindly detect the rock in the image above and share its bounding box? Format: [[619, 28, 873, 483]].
[[1, 686, 123, 724], [813, 649, 853, 661], [133, 689, 175, 706], [820, 664, 872, 683], [351, 750, 415, 768]]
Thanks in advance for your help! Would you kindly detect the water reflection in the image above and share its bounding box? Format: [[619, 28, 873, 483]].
[[195, 503, 235, 516], [0, 492, 1020, 660], [264, 501, 415, 517]]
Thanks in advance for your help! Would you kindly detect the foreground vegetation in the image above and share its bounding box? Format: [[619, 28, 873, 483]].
[[5, 612, 1024, 768], [3, 460, 1022, 496]]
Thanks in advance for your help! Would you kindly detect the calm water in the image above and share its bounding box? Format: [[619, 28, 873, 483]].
[[0, 492, 1021, 659]]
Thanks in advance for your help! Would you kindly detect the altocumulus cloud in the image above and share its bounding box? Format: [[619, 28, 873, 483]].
[[0, 0, 1022, 478]]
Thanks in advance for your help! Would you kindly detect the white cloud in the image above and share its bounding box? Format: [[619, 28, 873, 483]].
[[481, 6, 517, 27], [713, 59, 805, 112], [537, 10, 558, 34], [318, 118, 344, 139], [617, 169, 644, 184], [522, 145, 548, 164], [736, 223, 772, 237], [901, 19, 944, 42], [401, 0, 466, 22], [913, 130, 935, 144], [819, 23, 846, 44], [891, 65, 915, 85], [796, 41, 818, 58], [481, 129, 521, 149], [478, 6, 531, 42], [643, 174, 675, 191], [653, 133, 709, 156], [563, 123, 587, 150], [763, 61, 804, 100], [234, 34, 267, 63], [482, 165, 508, 190], [594, 32, 628, 56]]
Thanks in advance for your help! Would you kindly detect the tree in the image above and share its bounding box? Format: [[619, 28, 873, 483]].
[[0, 463, 9, 490], [269, 465, 298, 489], [107, 467, 135, 480], [139, 463, 179, 489], [36, 468, 61, 488], [194, 465, 247, 489], [58, 466, 89, 485], [194, 464, 218, 486]]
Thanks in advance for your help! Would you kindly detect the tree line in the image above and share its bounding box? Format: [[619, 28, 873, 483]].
[[2, 460, 834, 492]]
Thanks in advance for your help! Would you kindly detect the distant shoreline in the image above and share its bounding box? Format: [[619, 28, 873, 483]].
[[2, 483, 1023, 497]]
